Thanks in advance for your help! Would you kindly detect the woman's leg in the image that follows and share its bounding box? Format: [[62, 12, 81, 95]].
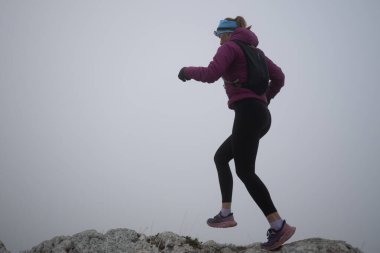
[[214, 136, 234, 205], [210, 99, 280, 228], [207, 136, 237, 228], [232, 99, 277, 216]]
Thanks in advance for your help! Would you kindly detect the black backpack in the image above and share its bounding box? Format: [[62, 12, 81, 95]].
[[232, 40, 269, 95]]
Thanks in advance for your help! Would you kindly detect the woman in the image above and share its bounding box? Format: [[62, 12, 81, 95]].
[[178, 16, 295, 250]]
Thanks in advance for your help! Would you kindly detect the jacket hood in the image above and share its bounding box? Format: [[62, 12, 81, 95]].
[[230, 27, 259, 47]]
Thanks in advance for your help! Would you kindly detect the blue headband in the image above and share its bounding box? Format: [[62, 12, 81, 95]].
[[214, 20, 239, 36]]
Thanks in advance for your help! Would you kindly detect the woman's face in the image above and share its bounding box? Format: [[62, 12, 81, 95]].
[[219, 33, 232, 45]]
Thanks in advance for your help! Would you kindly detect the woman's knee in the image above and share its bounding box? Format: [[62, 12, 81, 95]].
[[214, 151, 229, 168], [236, 171, 247, 183], [235, 163, 254, 183]]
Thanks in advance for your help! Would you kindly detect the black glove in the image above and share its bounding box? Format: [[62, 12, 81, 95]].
[[178, 67, 191, 82], [266, 94, 271, 105]]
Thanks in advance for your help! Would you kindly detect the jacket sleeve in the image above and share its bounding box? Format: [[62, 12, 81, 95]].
[[184, 43, 236, 83], [265, 56, 285, 101]]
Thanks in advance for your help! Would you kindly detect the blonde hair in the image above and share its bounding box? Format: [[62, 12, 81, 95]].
[[225, 16, 252, 30]]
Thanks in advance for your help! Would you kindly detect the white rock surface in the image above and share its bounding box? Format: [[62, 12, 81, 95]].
[[2, 229, 362, 253]]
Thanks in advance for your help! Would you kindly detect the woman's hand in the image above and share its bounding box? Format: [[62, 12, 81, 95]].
[[178, 67, 191, 82]]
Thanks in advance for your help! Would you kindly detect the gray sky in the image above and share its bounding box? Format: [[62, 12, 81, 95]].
[[1, 1, 379, 252]]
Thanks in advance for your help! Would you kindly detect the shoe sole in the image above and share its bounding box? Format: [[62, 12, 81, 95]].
[[207, 220, 237, 228], [263, 226, 296, 251]]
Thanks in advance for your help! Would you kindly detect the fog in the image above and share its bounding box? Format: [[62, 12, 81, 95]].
[[1, 1, 379, 252]]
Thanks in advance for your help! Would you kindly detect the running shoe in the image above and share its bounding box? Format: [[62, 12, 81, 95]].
[[207, 212, 237, 228], [261, 220, 296, 251]]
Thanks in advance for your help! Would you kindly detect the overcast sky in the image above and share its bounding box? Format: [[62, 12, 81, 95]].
[[1, 1, 379, 252]]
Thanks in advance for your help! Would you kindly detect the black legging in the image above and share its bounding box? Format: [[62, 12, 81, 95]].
[[214, 98, 277, 216]]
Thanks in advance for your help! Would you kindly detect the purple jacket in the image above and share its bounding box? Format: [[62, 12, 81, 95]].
[[184, 27, 285, 109]]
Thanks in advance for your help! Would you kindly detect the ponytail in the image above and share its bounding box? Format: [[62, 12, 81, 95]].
[[225, 16, 252, 30]]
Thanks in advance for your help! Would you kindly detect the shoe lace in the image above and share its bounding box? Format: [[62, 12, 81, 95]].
[[212, 212, 222, 220], [266, 228, 277, 240]]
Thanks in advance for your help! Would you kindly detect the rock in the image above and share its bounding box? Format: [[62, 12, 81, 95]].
[[22, 228, 362, 253], [0, 241, 11, 253]]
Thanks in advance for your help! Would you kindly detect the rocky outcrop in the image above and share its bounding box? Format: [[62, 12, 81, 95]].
[[0, 240, 11, 253], [4, 229, 362, 253]]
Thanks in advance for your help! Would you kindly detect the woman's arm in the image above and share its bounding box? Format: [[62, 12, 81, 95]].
[[184, 43, 237, 83]]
